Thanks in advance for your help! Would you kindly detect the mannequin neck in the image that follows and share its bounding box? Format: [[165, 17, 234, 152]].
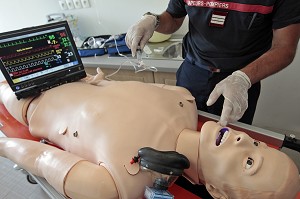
[[176, 129, 204, 184]]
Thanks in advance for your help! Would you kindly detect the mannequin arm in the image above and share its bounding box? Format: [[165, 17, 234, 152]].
[[65, 161, 118, 199], [0, 83, 35, 125], [0, 138, 118, 199]]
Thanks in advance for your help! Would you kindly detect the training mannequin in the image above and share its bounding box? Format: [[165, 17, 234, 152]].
[[0, 70, 299, 199]]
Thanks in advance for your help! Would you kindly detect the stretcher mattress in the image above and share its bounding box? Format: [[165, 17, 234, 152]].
[[0, 104, 299, 199]]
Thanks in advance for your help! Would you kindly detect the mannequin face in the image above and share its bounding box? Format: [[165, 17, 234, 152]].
[[199, 121, 299, 198]]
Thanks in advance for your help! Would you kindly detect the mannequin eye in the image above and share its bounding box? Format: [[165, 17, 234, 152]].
[[245, 157, 254, 169], [253, 140, 260, 146]]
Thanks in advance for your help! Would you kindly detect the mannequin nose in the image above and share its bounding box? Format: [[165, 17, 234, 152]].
[[234, 134, 252, 146]]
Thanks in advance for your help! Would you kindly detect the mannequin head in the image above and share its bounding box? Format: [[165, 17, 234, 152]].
[[199, 121, 300, 199]]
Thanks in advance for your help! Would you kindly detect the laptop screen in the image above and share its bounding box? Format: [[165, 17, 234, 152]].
[[0, 21, 86, 99]]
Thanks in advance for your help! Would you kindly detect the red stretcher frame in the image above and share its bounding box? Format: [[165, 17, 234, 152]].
[[0, 104, 299, 199]]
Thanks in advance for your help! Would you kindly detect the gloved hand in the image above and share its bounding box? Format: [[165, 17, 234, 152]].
[[125, 15, 157, 57], [206, 70, 251, 126]]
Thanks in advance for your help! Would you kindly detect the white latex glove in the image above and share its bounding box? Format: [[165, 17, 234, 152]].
[[206, 70, 251, 126], [125, 15, 157, 57]]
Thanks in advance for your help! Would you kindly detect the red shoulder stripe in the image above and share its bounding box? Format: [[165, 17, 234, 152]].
[[185, 0, 273, 14]]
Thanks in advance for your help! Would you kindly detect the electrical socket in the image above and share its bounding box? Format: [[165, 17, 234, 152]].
[[81, 0, 90, 8], [66, 0, 75, 9], [58, 0, 68, 10], [73, 0, 82, 9]]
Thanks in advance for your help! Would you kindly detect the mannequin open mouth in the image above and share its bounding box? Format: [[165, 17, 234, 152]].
[[216, 128, 229, 146]]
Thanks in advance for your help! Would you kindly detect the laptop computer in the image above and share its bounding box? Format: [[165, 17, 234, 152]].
[[0, 21, 86, 100]]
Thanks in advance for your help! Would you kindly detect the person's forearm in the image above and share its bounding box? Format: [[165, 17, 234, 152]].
[[241, 24, 300, 84], [241, 43, 297, 84], [156, 11, 185, 34]]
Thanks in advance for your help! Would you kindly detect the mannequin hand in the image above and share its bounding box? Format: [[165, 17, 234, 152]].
[[206, 70, 251, 126], [83, 67, 105, 85], [125, 15, 156, 57]]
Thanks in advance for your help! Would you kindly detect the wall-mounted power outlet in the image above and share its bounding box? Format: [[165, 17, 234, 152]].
[[81, 0, 90, 8], [59, 0, 68, 10], [73, 0, 82, 9], [58, 0, 90, 10], [66, 0, 75, 9]]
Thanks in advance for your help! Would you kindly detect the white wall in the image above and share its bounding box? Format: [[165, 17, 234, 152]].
[[0, 0, 299, 135], [253, 50, 300, 135], [0, 0, 187, 37]]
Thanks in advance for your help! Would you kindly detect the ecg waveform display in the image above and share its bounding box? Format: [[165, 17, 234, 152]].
[[0, 27, 78, 84]]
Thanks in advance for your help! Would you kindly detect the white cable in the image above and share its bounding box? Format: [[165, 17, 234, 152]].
[[92, 0, 157, 80], [104, 36, 157, 81]]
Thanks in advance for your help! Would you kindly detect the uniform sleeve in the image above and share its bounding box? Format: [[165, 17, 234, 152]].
[[272, 0, 300, 29], [166, 0, 187, 18]]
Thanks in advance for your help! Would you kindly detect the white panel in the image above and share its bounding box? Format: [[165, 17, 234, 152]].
[[73, 0, 82, 9], [80, 0, 90, 8], [58, 0, 68, 10], [66, 0, 75, 9]]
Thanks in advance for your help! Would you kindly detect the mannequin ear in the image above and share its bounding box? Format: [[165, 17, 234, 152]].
[[205, 183, 228, 199]]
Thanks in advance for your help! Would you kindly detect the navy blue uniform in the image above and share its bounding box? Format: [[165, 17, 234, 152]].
[[167, 0, 300, 124]]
